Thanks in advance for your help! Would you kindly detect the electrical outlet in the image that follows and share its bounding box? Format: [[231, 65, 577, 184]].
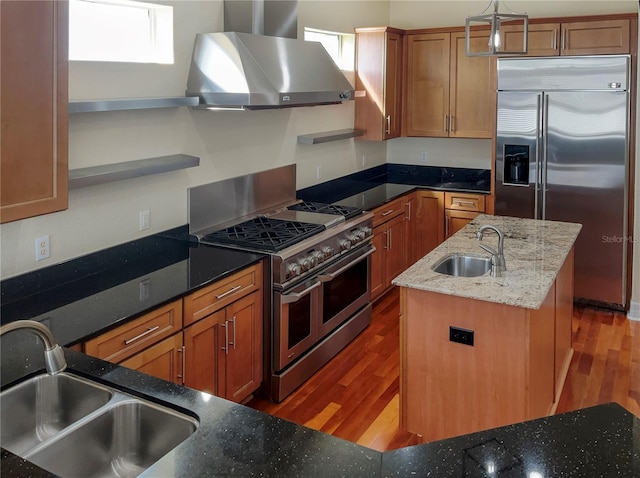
[[139, 278, 151, 301], [139, 210, 150, 231], [316, 165, 322, 179], [35, 235, 50, 262], [421, 152, 429, 162], [449, 326, 474, 346]]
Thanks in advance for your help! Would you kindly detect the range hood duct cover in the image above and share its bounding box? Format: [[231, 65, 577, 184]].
[[186, 1, 354, 109], [224, 0, 298, 39]]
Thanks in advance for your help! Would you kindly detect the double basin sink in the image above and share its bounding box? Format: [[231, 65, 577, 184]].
[[1, 372, 198, 477]]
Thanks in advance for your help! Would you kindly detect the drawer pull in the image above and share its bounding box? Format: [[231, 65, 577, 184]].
[[454, 200, 476, 207], [381, 210, 394, 217], [215, 285, 242, 299], [124, 326, 160, 345]]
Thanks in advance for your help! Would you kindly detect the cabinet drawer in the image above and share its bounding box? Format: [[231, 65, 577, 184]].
[[372, 198, 405, 227], [183, 262, 262, 326], [85, 299, 183, 363], [444, 193, 486, 212]]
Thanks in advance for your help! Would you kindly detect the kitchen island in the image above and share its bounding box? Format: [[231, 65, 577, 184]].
[[393, 214, 582, 442]]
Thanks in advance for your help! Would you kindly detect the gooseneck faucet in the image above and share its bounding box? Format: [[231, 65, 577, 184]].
[[0, 320, 67, 374], [476, 225, 507, 277]]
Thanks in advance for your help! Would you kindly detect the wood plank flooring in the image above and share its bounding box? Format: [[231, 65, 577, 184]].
[[247, 289, 640, 452]]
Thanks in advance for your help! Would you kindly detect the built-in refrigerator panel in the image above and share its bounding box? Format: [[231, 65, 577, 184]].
[[496, 56, 630, 308], [544, 90, 628, 305]]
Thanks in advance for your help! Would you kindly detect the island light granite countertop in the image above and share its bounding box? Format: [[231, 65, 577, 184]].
[[392, 214, 582, 309]]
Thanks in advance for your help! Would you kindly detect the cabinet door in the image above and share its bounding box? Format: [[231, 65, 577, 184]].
[[561, 19, 630, 55], [183, 310, 225, 395], [120, 333, 184, 385], [1, 0, 68, 223], [449, 31, 495, 139], [371, 226, 386, 301], [384, 31, 403, 139], [501, 23, 560, 56], [218, 292, 263, 403], [405, 33, 450, 137], [445, 210, 479, 239], [384, 214, 406, 287], [415, 191, 445, 258]]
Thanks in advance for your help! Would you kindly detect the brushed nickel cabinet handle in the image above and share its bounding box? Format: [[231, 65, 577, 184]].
[[215, 285, 242, 299], [221, 321, 229, 355], [454, 200, 475, 207], [450, 115, 455, 133], [389, 229, 392, 250], [124, 325, 160, 345], [177, 346, 186, 383], [561, 29, 566, 50], [386, 115, 391, 134], [229, 316, 236, 350], [383, 230, 389, 250], [381, 210, 394, 217], [406, 202, 411, 220], [444, 115, 448, 132], [445, 216, 450, 237], [552, 29, 557, 50]]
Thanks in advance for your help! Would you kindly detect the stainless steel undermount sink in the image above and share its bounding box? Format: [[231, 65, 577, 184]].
[[431, 253, 492, 277], [1, 372, 198, 477]]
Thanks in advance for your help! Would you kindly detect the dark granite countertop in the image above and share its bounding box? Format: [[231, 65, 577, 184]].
[[297, 163, 491, 210], [2, 348, 638, 477]]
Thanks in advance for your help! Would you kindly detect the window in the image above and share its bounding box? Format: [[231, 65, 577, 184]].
[[304, 28, 355, 71], [69, 0, 173, 64]]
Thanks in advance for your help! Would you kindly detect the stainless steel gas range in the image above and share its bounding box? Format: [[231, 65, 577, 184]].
[[188, 165, 373, 401]]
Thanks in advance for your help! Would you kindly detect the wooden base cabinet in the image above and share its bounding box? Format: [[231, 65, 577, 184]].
[[120, 333, 184, 385], [399, 249, 574, 442], [444, 192, 486, 239], [371, 198, 406, 301]]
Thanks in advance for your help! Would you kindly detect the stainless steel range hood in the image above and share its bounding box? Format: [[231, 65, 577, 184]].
[[186, 1, 354, 109]]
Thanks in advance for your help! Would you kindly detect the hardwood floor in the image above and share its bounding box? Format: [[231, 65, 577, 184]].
[[247, 289, 640, 452]]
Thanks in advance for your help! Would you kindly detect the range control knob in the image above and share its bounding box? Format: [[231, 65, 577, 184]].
[[360, 226, 372, 237], [321, 246, 333, 258], [339, 239, 351, 251], [312, 250, 324, 265], [288, 263, 301, 277], [299, 258, 310, 272]]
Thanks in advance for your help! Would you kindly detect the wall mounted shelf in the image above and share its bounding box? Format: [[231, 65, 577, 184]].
[[297, 129, 364, 145], [69, 97, 200, 113], [69, 154, 200, 189]]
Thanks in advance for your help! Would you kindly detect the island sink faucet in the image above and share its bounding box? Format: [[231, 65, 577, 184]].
[[0, 320, 67, 375], [476, 225, 507, 277]]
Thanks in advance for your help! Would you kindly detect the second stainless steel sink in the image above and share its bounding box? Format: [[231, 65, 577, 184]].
[[432, 253, 491, 277], [1, 372, 198, 477]]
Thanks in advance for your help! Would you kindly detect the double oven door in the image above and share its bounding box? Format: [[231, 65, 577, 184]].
[[273, 243, 374, 372]]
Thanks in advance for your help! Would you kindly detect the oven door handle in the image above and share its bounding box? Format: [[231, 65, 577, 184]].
[[317, 246, 376, 282], [281, 281, 322, 304]]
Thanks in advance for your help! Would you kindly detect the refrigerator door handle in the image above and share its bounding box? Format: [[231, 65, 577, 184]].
[[534, 94, 542, 219], [541, 93, 550, 220]]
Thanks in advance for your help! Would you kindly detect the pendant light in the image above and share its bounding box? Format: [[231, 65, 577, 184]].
[[465, 0, 528, 57]]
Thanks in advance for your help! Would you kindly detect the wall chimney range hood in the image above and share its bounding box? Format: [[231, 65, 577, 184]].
[[186, 1, 354, 110]]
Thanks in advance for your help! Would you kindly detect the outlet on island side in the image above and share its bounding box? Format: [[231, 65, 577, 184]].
[[35, 235, 50, 262], [449, 326, 474, 346]]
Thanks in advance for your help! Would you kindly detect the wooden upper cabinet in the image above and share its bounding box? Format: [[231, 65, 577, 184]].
[[500, 18, 631, 56], [501, 23, 561, 57], [405, 31, 494, 139], [355, 27, 404, 141], [1, 0, 68, 223], [405, 32, 450, 137], [449, 31, 495, 139], [562, 19, 630, 55]]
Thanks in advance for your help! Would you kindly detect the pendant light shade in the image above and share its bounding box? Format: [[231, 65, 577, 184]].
[[465, 0, 528, 57]]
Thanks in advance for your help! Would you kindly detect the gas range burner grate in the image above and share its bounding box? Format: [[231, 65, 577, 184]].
[[288, 201, 362, 220], [202, 217, 326, 252]]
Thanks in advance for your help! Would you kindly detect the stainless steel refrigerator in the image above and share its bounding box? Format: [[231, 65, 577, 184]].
[[495, 56, 630, 309]]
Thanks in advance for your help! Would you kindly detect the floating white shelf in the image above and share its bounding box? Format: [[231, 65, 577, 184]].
[[297, 129, 364, 144], [69, 97, 200, 113], [69, 154, 200, 189]]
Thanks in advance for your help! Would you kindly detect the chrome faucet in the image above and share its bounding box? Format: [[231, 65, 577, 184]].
[[476, 225, 507, 277], [0, 320, 67, 374]]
